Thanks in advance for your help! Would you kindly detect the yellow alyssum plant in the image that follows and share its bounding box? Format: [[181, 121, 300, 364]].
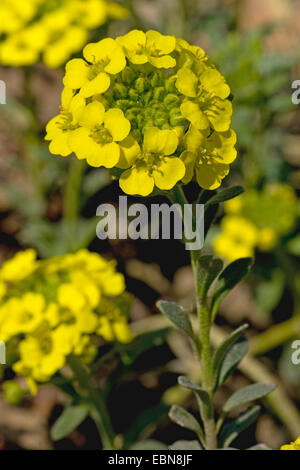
[[0, 0, 128, 68], [0, 249, 133, 394], [45, 30, 237, 195], [213, 183, 299, 262]]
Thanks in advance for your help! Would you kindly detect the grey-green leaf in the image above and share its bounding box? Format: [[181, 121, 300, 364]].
[[156, 301, 194, 339], [213, 324, 249, 389], [247, 443, 272, 450], [205, 186, 245, 207], [219, 406, 261, 448], [169, 405, 201, 433], [223, 384, 276, 414], [196, 255, 223, 302], [211, 258, 253, 317], [50, 403, 90, 441], [178, 376, 210, 408], [217, 337, 248, 388], [169, 440, 203, 450]]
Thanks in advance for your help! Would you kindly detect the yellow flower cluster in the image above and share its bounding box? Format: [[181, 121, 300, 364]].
[[46, 30, 237, 196], [281, 437, 300, 450], [213, 184, 299, 262], [0, 249, 133, 393], [0, 0, 128, 68]]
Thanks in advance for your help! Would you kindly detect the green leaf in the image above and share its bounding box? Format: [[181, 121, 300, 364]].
[[169, 405, 201, 433], [223, 383, 276, 414], [196, 256, 223, 302], [120, 328, 170, 365], [50, 403, 90, 441], [212, 324, 249, 389], [178, 376, 210, 408], [204, 204, 219, 239], [205, 186, 245, 207], [130, 440, 168, 450], [211, 258, 253, 318], [156, 301, 194, 339], [169, 440, 203, 450], [219, 406, 261, 448], [217, 337, 248, 388], [124, 403, 169, 447]]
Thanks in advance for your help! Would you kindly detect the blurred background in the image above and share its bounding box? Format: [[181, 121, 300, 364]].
[[0, 0, 300, 450]]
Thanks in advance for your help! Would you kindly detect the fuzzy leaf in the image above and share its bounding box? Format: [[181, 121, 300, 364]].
[[178, 376, 210, 408], [219, 406, 261, 448], [169, 440, 203, 450], [196, 255, 223, 302], [169, 405, 201, 433], [213, 324, 249, 389], [50, 403, 90, 441], [156, 301, 194, 339], [205, 186, 244, 207], [130, 440, 168, 450], [217, 337, 248, 388], [223, 384, 276, 414]]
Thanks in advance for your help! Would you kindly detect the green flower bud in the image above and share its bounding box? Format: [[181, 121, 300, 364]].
[[121, 67, 137, 85], [169, 108, 186, 126], [143, 90, 153, 105], [128, 88, 139, 101], [164, 93, 181, 110], [113, 83, 128, 99], [134, 77, 148, 93], [149, 71, 164, 87], [165, 76, 177, 93], [115, 99, 131, 111], [3, 380, 26, 405], [153, 87, 165, 101], [154, 111, 168, 127]]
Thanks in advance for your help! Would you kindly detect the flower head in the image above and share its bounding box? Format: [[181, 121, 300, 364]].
[[281, 437, 300, 450], [46, 30, 236, 195], [0, 249, 133, 392]]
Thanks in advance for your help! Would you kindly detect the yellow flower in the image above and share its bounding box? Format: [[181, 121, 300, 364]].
[[117, 30, 176, 68], [119, 127, 185, 196], [213, 216, 258, 262], [68, 101, 131, 167], [180, 126, 237, 189], [63, 38, 126, 97], [281, 437, 300, 450], [0, 249, 37, 282], [257, 227, 278, 251], [45, 87, 85, 156]]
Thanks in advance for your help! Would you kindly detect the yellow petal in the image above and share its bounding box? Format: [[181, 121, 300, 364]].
[[153, 157, 186, 190], [180, 101, 210, 130], [68, 127, 98, 160], [120, 166, 154, 196], [146, 30, 176, 55], [143, 127, 178, 155], [180, 150, 196, 184], [201, 68, 230, 100], [80, 73, 110, 98], [87, 142, 120, 168], [104, 108, 131, 141], [176, 68, 198, 97], [150, 55, 176, 69], [83, 38, 117, 62], [118, 135, 141, 169], [104, 47, 126, 74], [206, 99, 232, 132], [49, 132, 72, 156], [195, 162, 229, 190], [79, 101, 105, 128], [63, 59, 89, 89]]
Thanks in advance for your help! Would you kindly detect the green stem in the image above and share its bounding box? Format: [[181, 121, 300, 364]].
[[67, 355, 115, 450], [63, 158, 85, 251], [169, 185, 217, 449]]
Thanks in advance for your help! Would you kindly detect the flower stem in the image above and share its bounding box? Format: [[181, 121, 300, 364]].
[[169, 185, 217, 449], [67, 355, 115, 450]]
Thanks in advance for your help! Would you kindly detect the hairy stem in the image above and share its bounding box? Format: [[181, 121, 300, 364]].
[[67, 355, 115, 450]]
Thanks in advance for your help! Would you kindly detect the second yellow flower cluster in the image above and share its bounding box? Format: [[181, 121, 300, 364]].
[[0, 249, 133, 393]]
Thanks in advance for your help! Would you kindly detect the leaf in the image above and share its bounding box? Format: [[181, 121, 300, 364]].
[[204, 204, 219, 239], [196, 255, 223, 302], [169, 405, 201, 433], [130, 440, 168, 450], [219, 406, 261, 448], [205, 186, 245, 207], [50, 403, 90, 441], [217, 337, 248, 388], [178, 376, 210, 408], [124, 403, 169, 447], [222, 384, 276, 414], [156, 301, 194, 339], [211, 258, 253, 317], [120, 328, 170, 365], [169, 440, 203, 450], [212, 324, 249, 389]]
